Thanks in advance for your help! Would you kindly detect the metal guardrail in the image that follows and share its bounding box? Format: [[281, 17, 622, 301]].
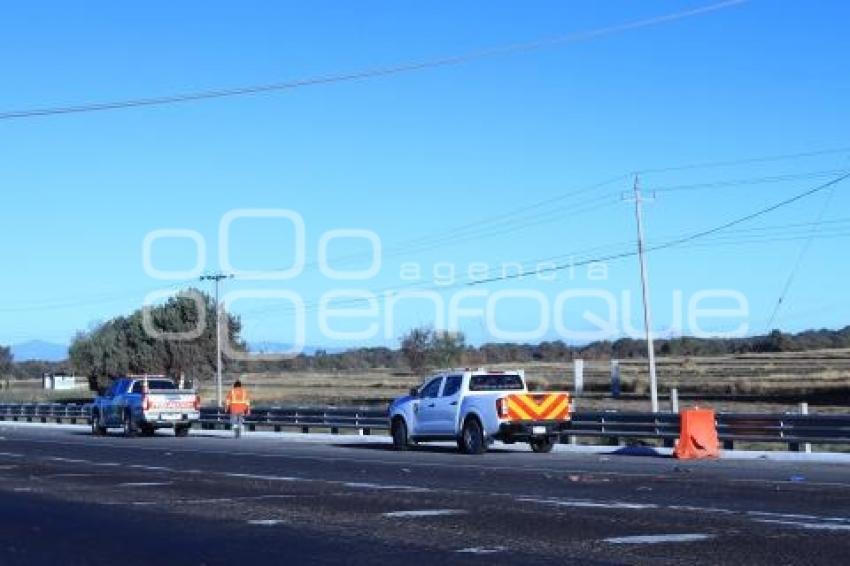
[[198, 406, 388, 435], [2, 403, 849, 450], [0, 402, 92, 423]]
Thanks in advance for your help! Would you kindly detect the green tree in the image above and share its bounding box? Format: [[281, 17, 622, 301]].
[[401, 327, 432, 374], [400, 327, 467, 373], [69, 289, 244, 391], [430, 330, 466, 369], [0, 345, 13, 388]]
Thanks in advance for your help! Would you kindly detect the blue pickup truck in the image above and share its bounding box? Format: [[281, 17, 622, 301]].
[[91, 376, 200, 437]]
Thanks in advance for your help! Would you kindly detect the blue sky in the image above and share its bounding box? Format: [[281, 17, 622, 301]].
[[1, 0, 849, 349]]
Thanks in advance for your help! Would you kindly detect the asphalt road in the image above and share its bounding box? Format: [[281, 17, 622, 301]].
[[1, 424, 849, 565]]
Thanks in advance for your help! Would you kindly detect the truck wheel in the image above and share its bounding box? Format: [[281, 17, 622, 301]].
[[391, 417, 410, 451], [174, 424, 190, 438], [91, 411, 107, 436], [122, 411, 137, 437], [459, 417, 486, 455], [140, 424, 156, 437], [530, 437, 556, 453]]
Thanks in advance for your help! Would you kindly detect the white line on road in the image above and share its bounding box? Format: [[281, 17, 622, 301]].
[[456, 546, 507, 555], [752, 519, 850, 531], [224, 473, 305, 482], [383, 509, 467, 518], [747, 511, 850, 523], [344, 482, 431, 493], [0, 452, 23, 458], [46, 473, 95, 478], [47, 457, 90, 464], [118, 482, 172, 487], [247, 519, 285, 526], [604, 534, 715, 544], [519, 497, 658, 510]]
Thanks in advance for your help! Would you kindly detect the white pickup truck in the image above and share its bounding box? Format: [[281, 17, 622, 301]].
[[388, 368, 571, 454]]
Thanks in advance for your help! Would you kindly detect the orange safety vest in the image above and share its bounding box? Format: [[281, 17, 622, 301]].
[[225, 387, 251, 415]]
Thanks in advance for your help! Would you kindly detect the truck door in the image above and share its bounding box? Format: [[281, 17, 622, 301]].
[[103, 380, 123, 426], [431, 374, 463, 435], [413, 377, 443, 435]]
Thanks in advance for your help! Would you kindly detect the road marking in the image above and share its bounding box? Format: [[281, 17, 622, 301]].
[[383, 509, 467, 518], [604, 534, 715, 544], [456, 546, 507, 555], [224, 473, 304, 482], [0, 452, 23, 458], [518, 497, 658, 510], [752, 519, 850, 531], [13, 487, 34, 492], [46, 473, 95, 478], [247, 519, 285, 526], [129, 464, 174, 472], [669, 505, 736, 515], [344, 482, 431, 493], [118, 482, 172, 487], [182, 494, 297, 504], [47, 457, 90, 464], [747, 511, 850, 523]]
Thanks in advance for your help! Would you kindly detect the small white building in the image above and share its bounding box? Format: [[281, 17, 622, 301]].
[[42, 373, 81, 391]]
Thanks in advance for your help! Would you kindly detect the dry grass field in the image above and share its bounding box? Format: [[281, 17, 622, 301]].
[[4, 349, 849, 414], [200, 348, 850, 414]]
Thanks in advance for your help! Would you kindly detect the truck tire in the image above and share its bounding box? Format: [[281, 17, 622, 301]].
[[174, 424, 190, 438], [122, 410, 137, 437], [91, 411, 107, 436], [530, 436, 556, 453], [458, 417, 486, 455], [140, 424, 156, 437], [391, 417, 410, 451]]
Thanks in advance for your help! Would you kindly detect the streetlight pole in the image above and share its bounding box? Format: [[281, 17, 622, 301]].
[[200, 273, 232, 408], [631, 175, 659, 413]]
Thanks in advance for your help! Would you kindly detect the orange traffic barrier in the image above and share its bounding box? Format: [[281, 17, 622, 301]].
[[674, 407, 719, 459]]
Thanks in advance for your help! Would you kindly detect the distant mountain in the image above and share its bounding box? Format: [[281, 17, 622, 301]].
[[248, 341, 346, 356], [11, 340, 68, 362]]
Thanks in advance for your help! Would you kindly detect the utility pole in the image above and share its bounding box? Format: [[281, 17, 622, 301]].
[[630, 175, 659, 413], [200, 273, 233, 408]]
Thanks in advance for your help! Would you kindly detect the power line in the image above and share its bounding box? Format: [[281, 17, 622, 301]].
[[0, 0, 747, 121], [467, 171, 850, 286], [235, 171, 850, 321], [636, 147, 850, 175], [0, 280, 196, 313], [649, 169, 846, 193], [764, 185, 837, 331]]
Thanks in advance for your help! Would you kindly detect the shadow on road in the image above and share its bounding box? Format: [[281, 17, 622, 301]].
[[610, 445, 670, 458], [332, 443, 517, 455]]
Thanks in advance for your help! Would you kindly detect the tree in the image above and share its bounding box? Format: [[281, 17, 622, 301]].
[[69, 289, 244, 391], [401, 327, 432, 374], [430, 330, 466, 369], [0, 346, 13, 388], [400, 327, 467, 373]]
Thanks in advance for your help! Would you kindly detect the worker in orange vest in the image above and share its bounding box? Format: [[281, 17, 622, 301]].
[[224, 380, 251, 438]]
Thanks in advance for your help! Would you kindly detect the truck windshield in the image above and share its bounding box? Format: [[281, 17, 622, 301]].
[[469, 374, 524, 391], [131, 379, 178, 393]]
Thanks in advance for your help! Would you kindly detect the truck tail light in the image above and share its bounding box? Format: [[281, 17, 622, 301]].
[[194, 395, 201, 411], [496, 398, 509, 419], [142, 394, 151, 411]]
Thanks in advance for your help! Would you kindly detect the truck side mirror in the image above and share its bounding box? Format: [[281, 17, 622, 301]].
[[409, 387, 419, 398]]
